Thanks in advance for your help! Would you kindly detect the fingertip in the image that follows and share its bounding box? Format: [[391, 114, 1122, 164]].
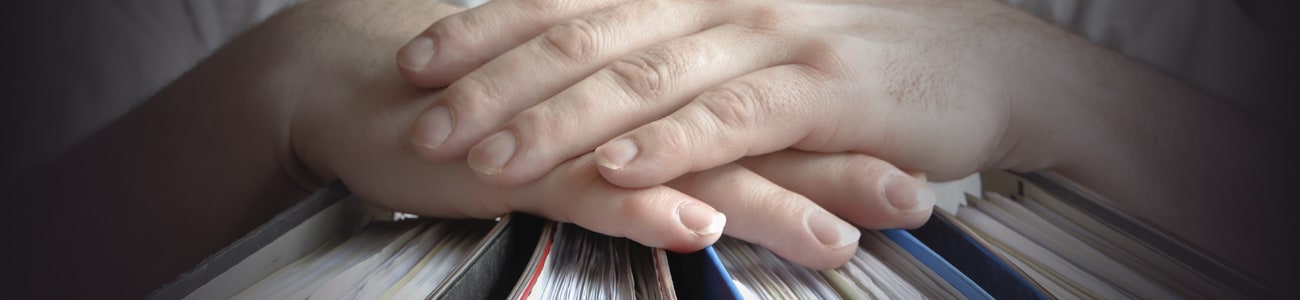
[[593, 192, 723, 254], [776, 214, 859, 270], [807, 210, 861, 250], [678, 201, 726, 237], [397, 36, 434, 74], [658, 210, 723, 254], [659, 235, 720, 254], [596, 141, 689, 189], [625, 189, 723, 252], [880, 170, 937, 227], [598, 167, 668, 189], [400, 28, 485, 88], [634, 200, 725, 253], [896, 186, 936, 229], [396, 35, 458, 88], [466, 133, 566, 187], [881, 172, 926, 214], [411, 106, 452, 148], [792, 211, 860, 269], [409, 105, 458, 161], [520, 155, 719, 254], [595, 138, 637, 171], [595, 138, 664, 188], [748, 152, 934, 230], [774, 218, 857, 270], [657, 234, 722, 255], [600, 115, 753, 190]]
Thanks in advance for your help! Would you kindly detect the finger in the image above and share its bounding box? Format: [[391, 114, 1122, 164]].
[[595, 64, 834, 188], [396, 0, 621, 87], [507, 153, 726, 252], [408, 0, 718, 164], [668, 163, 859, 270], [339, 85, 725, 252], [741, 151, 935, 229], [466, 24, 795, 185], [346, 150, 725, 253]]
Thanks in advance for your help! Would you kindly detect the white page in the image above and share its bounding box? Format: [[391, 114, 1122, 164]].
[[979, 193, 1181, 299], [1022, 194, 1237, 299], [956, 205, 1132, 299], [862, 230, 962, 299], [304, 222, 427, 300], [385, 225, 488, 299], [234, 222, 408, 299], [351, 221, 454, 299]]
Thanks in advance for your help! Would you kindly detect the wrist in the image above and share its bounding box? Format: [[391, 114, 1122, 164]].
[[984, 12, 1126, 175], [223, 3, 344, 191], [261, 0, 466, 189]]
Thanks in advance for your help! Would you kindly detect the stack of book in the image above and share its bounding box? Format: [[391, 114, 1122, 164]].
[[153, 171, 1277, 299]]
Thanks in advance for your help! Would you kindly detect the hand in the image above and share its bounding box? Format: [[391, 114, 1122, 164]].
[[395, 0, 1046, 198], [7, 1, 935, 296], [394, 0, 1300, 287], [302, 59, 919, 268], [283, 0, 928, 268]]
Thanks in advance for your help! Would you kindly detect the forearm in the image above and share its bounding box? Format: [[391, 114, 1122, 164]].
[[6, 12, 312, 300], [1002, 20, 1297, 287], [4, 0, 455, 297]]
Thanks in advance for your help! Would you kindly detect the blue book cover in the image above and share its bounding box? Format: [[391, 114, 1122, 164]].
[[681, 229, 995, 299], [882, 229, 994, 300], [909, 211, 1047, 299]]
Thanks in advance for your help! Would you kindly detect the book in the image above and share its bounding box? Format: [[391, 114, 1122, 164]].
[[154, 170, 1278, 299], [154, 184, 982, 299], [909, 172, 1279, 299]]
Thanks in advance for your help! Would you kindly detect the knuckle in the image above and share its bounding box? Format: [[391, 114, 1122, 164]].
[[797, 37, 848, 77], [839, 156, 893, 192], [642, 121, 695, 165], [446, 75, 505, 117], [518, 0, 568, 16], [565, 84, 603, 109], [606, 53, 671, 102], [434, 13, 482, 48], [605, 37, 715, 103], [538, 18, 601, 63], [739, 4, 797, 33], [751, 188, 808, 220], [511, 106, 563, 142], [696, 83, 762, 130]]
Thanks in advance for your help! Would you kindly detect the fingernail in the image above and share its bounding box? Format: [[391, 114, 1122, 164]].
[[882, 172, 932, 214], [808, 210, 859, 249], [907, 171, 927, 182], [398, 36, 435, 72], [467, 131, 516, 175], [679, 202, 726, 236], [412, 106, 452, 150], [595, 139, 638, 170]]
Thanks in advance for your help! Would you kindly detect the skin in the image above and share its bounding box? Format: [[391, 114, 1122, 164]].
[[4, 0, 934, 297], [398, 0, 1299, 290]]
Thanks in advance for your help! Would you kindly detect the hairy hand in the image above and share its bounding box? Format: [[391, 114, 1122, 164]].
[[393, 0, 1054, 216], [282, 0, 933, 268]]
